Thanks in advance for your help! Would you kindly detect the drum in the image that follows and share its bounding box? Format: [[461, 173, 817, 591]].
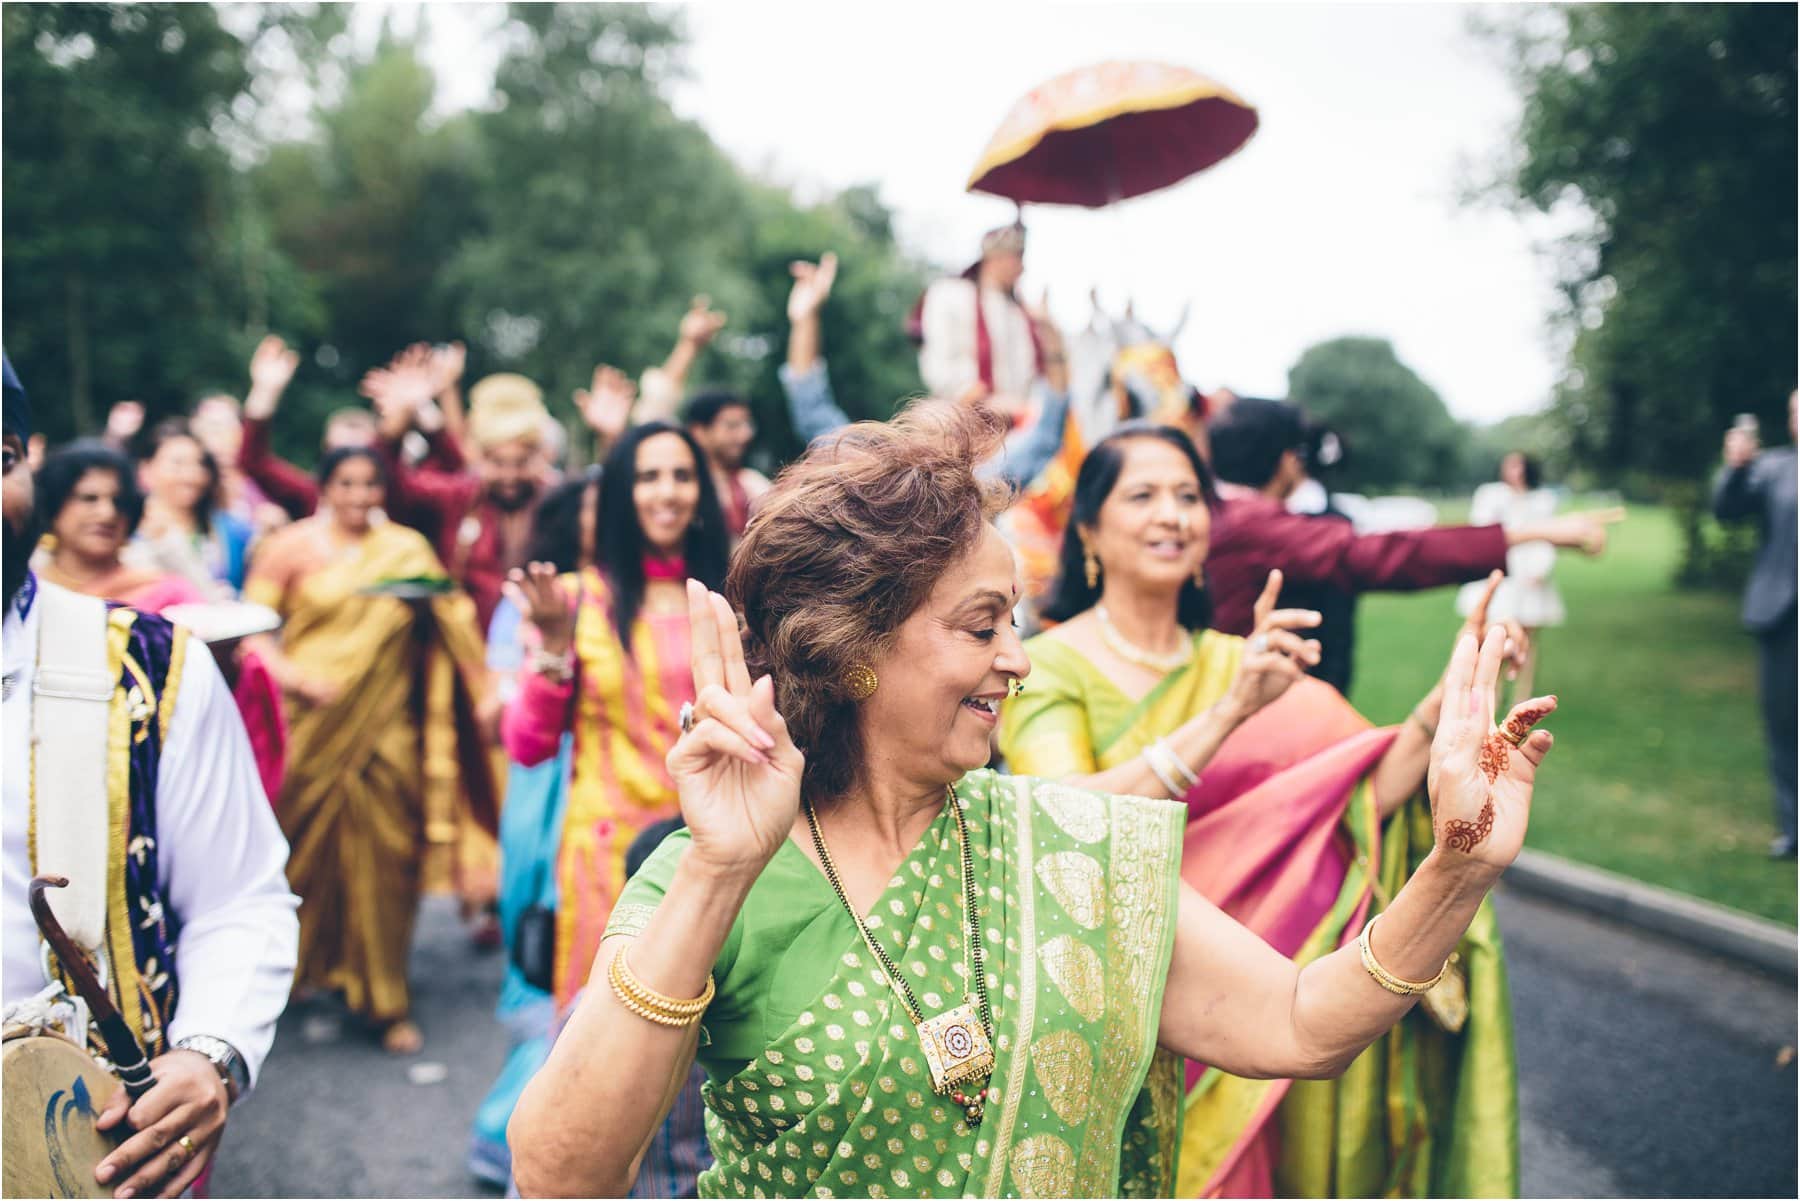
[[2, 1025, 123, 1199]]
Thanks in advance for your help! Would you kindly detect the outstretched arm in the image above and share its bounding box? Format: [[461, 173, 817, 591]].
[[1159, 626, 1555, 1077]]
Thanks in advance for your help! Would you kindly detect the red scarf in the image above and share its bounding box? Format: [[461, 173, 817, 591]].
[[643, 551, 687, 581]]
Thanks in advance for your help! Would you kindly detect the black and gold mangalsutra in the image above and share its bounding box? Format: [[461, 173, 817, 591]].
[[804, 787, 995, 1126]]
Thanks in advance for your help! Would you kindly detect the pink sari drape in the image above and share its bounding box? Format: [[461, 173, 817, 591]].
[[1180, 679, 1399, 1195]]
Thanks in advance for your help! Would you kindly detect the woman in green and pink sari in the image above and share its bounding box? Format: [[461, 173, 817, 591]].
[[1000, 422, 1522, 1197], [509, 403, 1561, 1199]]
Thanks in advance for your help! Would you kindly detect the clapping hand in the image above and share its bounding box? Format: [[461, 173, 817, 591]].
[[360, 348, 438, 436], [574, 364, 636, 446], [429, 341, 467, 396], [665, 580, 804, 880], [787, 254, 838, 324], [1223, 570, 1322, 719], [1426, 627, 1556, 871], [679, 296, 728, 349]]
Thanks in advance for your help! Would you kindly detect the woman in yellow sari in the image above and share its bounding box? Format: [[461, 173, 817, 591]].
[[999, 421, 1523, 1197], [245, 446, 495, 1053], [507, 402, 1562, 1199]]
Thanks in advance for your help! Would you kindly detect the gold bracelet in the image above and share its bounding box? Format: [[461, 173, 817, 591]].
[[608, 946, 715, 1027], [1357, 915, 1447, 996]]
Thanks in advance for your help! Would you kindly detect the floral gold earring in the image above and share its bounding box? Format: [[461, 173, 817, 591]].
[[1008, 678, 1025, 698], [845, 663, 878, 701], [1082, 540, 1101, 589]]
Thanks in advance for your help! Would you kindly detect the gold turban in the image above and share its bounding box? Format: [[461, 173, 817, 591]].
[[467, 373, 548, 449]]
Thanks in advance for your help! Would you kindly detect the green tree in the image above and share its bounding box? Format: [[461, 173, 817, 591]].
[[1287, 336, 1465, 492], [1480, 4, 1797, 481], [2, 3, 257, 437]]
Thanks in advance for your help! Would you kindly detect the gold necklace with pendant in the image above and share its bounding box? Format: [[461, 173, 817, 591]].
[[804, 786, 996, 1125]]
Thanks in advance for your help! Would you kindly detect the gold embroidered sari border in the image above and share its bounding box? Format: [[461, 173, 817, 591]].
[[980, 777, 1039, 1198]]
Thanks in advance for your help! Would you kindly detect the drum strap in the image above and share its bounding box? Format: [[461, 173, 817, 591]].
[[31, 583, 114, 956]]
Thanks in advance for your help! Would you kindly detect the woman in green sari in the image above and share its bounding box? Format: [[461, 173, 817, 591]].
[[509, 403, 1562, 1199], [998, 422, 1525, 1197]]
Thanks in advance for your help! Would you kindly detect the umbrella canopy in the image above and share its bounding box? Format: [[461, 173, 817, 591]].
[[967, 61, 1258, 208]]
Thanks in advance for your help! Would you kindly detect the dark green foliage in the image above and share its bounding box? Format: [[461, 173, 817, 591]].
[[1286, 335, 1468, 492], [3, 2, 928, 467], [1482, 4, 1797, 482], [3, 3, 257, 437]]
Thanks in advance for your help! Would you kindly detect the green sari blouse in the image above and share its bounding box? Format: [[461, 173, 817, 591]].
[[605, 769, 1189, 1199]]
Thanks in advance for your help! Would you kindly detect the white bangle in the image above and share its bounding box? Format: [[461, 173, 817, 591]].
[[529, 647, 575, 685], [1142, 741, 1194, 797], [1152, 737, 1199, 790]]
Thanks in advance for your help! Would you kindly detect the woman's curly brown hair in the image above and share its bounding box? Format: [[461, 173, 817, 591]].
[[727, 400, 1013, 806]]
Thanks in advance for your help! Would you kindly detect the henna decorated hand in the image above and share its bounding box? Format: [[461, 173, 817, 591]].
[[1425, 626, 1556, 871]]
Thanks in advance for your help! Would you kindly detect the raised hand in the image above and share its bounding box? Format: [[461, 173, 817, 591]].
[[1224, 570, 1322, 718], [429, 341, 467, 394], [248, 334, 300, 396], [679, 296, 728, 349], [1427, 626, 1556, 870], [665, 580, 804, 880], [360, 353, 438, 436], [105, 400, 146, 445], [574, 364, 635, 446], [787, 254, 839, 324], [1457, 570, 1529, 681], [502, 562, 575, 656]]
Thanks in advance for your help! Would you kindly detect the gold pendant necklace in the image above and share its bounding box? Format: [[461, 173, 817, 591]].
[[1095, 604, 1194, 674], [804, 787, 995, 1125]]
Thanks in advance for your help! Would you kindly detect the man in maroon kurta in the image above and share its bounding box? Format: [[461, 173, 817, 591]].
[[1204, 398, 1615, 638], [368, 369, 553, 634]]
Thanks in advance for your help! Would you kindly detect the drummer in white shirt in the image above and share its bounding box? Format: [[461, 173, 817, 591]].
[[2, 356, 299, 1200]]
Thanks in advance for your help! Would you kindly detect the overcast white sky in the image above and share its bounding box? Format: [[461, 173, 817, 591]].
[[390, 1, 1579, 423]]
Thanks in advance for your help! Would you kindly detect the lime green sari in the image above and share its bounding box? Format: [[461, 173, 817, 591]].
[[606, 769, 1188, 1198], [1000, 630, 1519, 1198]]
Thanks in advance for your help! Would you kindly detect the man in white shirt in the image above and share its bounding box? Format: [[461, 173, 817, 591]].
[[917, 223, 1044, 425], [2, 356, 299, 1199]]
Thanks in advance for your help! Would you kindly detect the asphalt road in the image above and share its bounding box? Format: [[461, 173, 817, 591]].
[[209, 888, 1797, 1198]]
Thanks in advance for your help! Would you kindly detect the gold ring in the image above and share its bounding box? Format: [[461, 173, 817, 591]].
[[1500, 725, 1528, 747], [178, 1135, 194, 1154]]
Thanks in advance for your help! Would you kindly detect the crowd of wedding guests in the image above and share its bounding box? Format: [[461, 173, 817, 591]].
[[20, 222, 1722, 1201]]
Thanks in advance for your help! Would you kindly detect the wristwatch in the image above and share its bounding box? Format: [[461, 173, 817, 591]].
[[174, 1035, 248, 1104]]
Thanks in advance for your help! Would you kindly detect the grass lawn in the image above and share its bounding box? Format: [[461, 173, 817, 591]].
[[1348, 503, 1797, 927]]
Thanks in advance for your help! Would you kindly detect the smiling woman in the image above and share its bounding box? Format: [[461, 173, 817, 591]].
[[32, 439, 208, 612], [508, 400, 1562, 1200], [498, 421, 732, 1010]]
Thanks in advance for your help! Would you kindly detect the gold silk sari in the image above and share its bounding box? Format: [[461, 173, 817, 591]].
[[249, 522, 495, 1022]]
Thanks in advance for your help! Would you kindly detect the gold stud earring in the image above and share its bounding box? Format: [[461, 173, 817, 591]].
[[844, 663, 878, 701], [1193, 562, 1206, 588]]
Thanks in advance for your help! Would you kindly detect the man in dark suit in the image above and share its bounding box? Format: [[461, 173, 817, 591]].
[[1712, 393, 1798, 858]]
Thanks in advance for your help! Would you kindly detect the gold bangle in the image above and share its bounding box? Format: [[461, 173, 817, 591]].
[[608, 946, 714, 1027], [1357, 915, 1447, 996]]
